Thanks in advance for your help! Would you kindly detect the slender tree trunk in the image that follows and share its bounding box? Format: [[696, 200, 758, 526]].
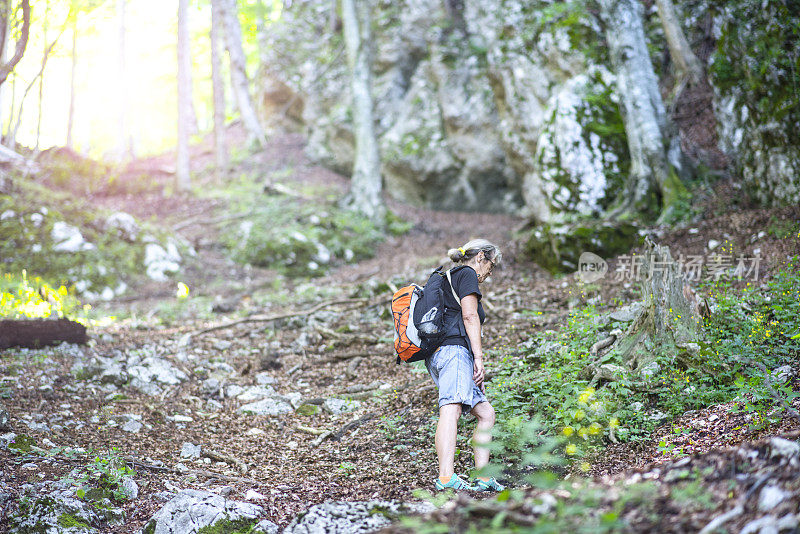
[[654, 0, 703, 84], [0, 0, 30, 87], [340, 0, 384, 223], [176, 0, 191, 190], [66, 12, 77, 148], [210, 0, 227, 175], [4, 72, 14, 144], [8, 34, 60, 151], [0, 1, 9, 137], [599, 0, 686, 222], [34, 0, 48, 152], [219, 0, 266, 146]]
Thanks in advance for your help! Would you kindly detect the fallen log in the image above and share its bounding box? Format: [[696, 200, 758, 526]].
[[0, 318, 87, 349]]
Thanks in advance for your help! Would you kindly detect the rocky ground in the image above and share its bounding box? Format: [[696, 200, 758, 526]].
[[1, 132, 798, 533]]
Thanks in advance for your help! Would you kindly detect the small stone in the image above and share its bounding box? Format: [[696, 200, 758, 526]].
[[769, 437, 800, 459], [0, 403, 9, 430], [708, 239, 720, 250], [226, 385, 245, 398], [122, 420, 143, 433], [239, 398, 293, 416], [323, 398, 361, 415], [121, 477, 139, 500], [205, 399, 223, 412], [237, 385, 277, 402], [758, 485, 789, 512], [170, 415, 194, 423], [180, 442, 202, 459], [212, 340, 233, 351], [245, 489, 265, 500], [246, 428, 265, 436], [255, 372, 276, 385], [253, 519, 280, 534], [708, 414, 719, 422]]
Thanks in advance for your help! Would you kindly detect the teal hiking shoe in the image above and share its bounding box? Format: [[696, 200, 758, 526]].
[[473, 477, 505, 492], [435, 474, 476, 490]]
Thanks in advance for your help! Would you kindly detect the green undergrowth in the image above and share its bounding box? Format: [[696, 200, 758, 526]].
[[1, 173, 184, 300], [214, 171, 409, 277], [1, 271, 89, 321], [486, 256, 800, 467]]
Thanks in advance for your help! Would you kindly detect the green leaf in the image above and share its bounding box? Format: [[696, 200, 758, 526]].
[[495, 489, 511, 502]]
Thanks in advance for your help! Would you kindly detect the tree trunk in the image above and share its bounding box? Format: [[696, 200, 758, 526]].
[[583, 238, 705, 385], [0, 318, 87, 349], [210, 0, 228, 175], [598, 0, 686, 223], [654, 0, 704, 85], [8, 35, 61, 151], [340, 0, 384, 223], [0, 0, 30, 87], [34, 0, 48, 152], [219, 0, 266, 147], [0, 1, 9, 135], [176, 0, 191, 190], [66, 12, 77, 148]]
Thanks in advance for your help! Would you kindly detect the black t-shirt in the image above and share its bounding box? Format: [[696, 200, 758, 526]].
[[441, 265, 485, 349]]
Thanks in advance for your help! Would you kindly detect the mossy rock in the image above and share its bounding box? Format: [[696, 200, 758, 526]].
[[523, 221, 642, 274], [8, 434, 36, 453], [196, 517, 261, 534], [57, 512, 91, 530], [295, 403, 319, 416]]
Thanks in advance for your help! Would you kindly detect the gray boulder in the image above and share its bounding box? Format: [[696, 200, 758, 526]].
[[104, 212, 140, 242], [141, 489, 263, 534], [0, 402, 9, 430], [239, 398, 293, 416], [127, 357, 187, 395], [9, 488, 123, 533], [323, 398, 361, 415], [284, 500, 434, 534]]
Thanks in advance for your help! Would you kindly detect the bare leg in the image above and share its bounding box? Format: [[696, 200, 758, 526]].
[[435, 403, 462, 479], [470, 401, 496, 471]]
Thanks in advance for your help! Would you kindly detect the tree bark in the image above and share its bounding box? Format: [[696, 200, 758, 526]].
[[340, 0, 384, 223], [210, 0, 228, 175], [0, 0, 30, 87], [583, 238, 704, 385], [34, 0, 48, 152], [654, 0, 704, 85], [219, 0, 266, 147], [0, 318, 88, 349], [598, 0, 686, 222], [0, 1, 9, 134], [176, 0, 191, 190]]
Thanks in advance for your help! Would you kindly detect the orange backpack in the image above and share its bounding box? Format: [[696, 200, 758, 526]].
[[391, 267, 464, 364]]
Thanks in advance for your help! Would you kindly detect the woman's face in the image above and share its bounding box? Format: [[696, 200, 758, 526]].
[[476, 252, 496, 283]]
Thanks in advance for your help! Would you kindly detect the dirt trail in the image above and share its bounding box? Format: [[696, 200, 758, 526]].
[[2, 130, 799, 532]]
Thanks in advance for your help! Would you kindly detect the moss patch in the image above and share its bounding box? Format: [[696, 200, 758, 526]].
[[57, 513, 91, 530], [523, 220, 641, 274], [197, 517, 259, 534]]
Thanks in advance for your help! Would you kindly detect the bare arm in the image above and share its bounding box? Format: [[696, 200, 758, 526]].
[[461, 294, 485, 392]]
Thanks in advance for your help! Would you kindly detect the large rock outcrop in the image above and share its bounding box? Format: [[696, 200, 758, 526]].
[[258, 0, 799, 219]]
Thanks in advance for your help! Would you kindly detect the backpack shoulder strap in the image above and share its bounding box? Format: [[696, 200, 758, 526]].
[[445, 268, 461, 305]]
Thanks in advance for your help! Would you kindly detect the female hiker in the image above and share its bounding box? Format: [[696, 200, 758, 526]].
[[428, 239, 505, 491]]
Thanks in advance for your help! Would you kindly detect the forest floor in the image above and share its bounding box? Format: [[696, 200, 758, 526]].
[[1, 128, 799, 532]]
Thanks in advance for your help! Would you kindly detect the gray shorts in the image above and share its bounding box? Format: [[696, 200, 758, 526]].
[[425, 344, 487, 412]]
